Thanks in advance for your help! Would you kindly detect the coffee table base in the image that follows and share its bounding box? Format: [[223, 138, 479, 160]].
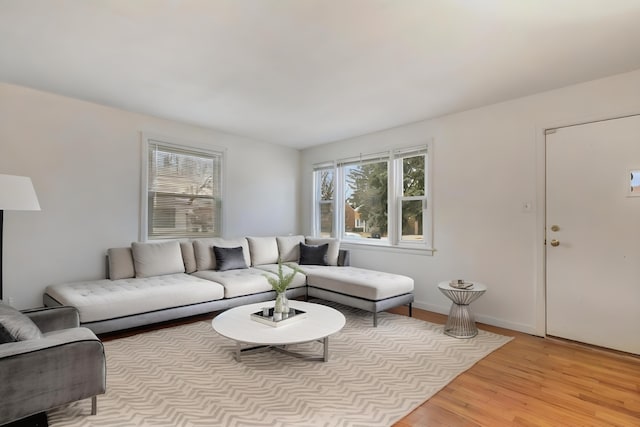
[[235, 337, 330, 362]]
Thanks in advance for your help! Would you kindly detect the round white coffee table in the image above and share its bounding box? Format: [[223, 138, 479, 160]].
[[438, 281, 487, 338], [212, 300, 345, 362]]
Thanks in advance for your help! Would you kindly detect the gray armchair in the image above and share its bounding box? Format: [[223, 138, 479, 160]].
[[0, 304, 106, 425]]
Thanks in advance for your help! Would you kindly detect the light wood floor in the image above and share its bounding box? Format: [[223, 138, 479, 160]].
[[389, 306, 640, 427]]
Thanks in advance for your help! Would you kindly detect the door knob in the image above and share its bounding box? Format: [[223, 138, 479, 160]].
[[550, 239, 560, 247], [551, 225, 560, 232]]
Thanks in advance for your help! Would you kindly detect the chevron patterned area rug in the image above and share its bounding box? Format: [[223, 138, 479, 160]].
[[48, 302, 512, 427]]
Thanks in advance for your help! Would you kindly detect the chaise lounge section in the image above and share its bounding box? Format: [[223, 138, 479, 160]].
[[44, 236, 414, 333]]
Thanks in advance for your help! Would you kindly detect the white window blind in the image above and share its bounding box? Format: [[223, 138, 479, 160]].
[[146, 141, 222, 240]]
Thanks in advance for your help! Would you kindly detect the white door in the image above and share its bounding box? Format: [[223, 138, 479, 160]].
[[546, 115, 640, 355]]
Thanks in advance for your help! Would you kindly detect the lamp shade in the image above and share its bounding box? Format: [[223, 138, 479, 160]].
[[0, 174, 41, 211]]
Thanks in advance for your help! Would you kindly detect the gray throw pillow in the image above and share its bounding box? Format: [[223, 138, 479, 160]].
[[213, 246, 248, 271], [299, 243, 329, 266], [0, 303, 43, 343]]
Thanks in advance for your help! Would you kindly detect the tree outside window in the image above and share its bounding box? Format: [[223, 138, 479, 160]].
[[345, 161, 388, 239]]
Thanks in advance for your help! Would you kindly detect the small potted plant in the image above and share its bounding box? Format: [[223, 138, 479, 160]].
[[264, 259, 304, 318]]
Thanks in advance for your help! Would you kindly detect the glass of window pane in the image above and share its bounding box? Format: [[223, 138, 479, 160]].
[[401, 200, 423, 241], [403, 155, 425, 196], [319, 170, 334, 201], [344, 162, 388, 239], [149, 195, 217, 239], [319, 203, 333, 237]]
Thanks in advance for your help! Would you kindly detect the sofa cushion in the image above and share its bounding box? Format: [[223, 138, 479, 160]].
[[192, 268, 276, 299], [193, 238, 251, 271], [305, 237, 340, 266], [304, 266, 414, 301], [44, 274, 225, 323], [276, 235, 305, 262], [0, 302, 43, 343], [247, 236, 279, 266], [299, 243, 329, 265], [180, 241, 197, 274], [131, 241, 185, 278], [214, 246, 248, 271], [107, 247, 135, 280]]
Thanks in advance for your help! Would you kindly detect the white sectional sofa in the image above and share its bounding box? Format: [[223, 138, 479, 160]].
[[44, 236, 414, 333]]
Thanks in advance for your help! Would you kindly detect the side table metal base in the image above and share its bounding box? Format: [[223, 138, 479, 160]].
[[444, 303, 478, 338]]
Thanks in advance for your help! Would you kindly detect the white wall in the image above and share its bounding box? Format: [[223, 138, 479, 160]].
[[301, 69, 640, 335], [0, 83, 301, 309]]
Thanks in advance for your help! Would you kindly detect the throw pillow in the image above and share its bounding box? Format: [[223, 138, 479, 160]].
[[213, 246, 248, 271], [299, 242, 329, 266], [107, 247, 135, 280], [305, 237, 340, 266], [0, 302, 43, 344], [180, 241, 197, 274]]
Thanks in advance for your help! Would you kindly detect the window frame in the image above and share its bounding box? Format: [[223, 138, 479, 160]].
[[392, 146, 429, 248], [140, 133, 226, 241], [312, 141, 434, 253]]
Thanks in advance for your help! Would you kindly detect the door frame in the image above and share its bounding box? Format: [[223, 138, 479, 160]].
[[534, 110, 640, 337]]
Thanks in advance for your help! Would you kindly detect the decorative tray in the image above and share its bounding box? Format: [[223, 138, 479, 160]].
[[250, 308, 307, 327], [449, 280, 474, 289]]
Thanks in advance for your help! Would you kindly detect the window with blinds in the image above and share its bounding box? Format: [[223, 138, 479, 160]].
[[145, 139, 223, 240]]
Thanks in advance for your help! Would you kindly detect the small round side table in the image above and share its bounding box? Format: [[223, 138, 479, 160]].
[[438, 281, 487, 338]]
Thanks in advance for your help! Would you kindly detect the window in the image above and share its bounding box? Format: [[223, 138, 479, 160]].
[[142, 135, 223, 240], [313, 164, 334, 237], [396, 149, 426, 243], [312, 143, 432, 250], [341, 154, 389, 240]]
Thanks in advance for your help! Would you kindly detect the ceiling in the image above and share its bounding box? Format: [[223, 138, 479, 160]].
[[2, 1, 640, 149]]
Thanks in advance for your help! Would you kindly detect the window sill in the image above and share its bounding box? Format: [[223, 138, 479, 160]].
[[339, 241, 435, 256]]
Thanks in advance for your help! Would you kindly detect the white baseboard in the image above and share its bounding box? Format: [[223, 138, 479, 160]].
[[413, 300, 539, 336]]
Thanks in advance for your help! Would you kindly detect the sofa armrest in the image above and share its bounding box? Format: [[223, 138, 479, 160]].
[[22, 306, 80, 333], [338, 249, 350, 266], [0, 328, 106, 425]]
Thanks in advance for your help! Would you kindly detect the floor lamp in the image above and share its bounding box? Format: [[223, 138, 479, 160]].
[[0, 174, 41, 302]]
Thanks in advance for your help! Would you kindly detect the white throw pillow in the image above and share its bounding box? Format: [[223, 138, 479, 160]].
[[131, 241, 185, 278], [107, 247, 135, 280], [180, 241, 197, 274]]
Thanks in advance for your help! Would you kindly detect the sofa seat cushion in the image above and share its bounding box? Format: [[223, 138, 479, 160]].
[[253, 264, 307, 288], [304, 266, 414, 301], [192, 268, 284, 298], [44, 274, 224, 323]]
